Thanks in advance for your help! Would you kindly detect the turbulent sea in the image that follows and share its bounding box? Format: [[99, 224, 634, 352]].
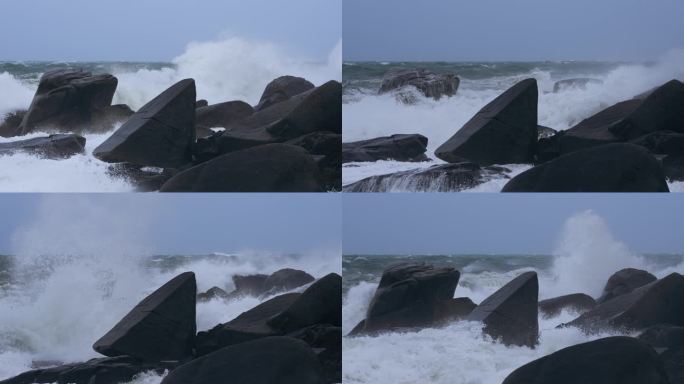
[[0, 252, 340, 383], [342, 50, 684, 192], [342, 212, 684, 384], [0, 37, 342, 191]]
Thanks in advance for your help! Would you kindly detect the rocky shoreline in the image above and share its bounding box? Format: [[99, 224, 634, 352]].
[[0, 69, 341, 192]]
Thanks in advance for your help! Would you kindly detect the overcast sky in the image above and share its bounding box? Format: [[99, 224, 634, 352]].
[[0, 194, 341, 255], [0, 0, 341, 61], [344, 194, 684, 255], [344, 0, 684, 61]]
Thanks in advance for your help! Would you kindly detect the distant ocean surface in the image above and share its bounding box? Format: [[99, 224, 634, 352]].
[[342, 52, 684, 191]]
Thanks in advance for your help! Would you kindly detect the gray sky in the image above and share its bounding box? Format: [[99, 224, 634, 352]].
[[344, 0, 684, 61], [344, 194, 684, 255], [0, 194, 341, 255], [0, 0, 341, 61]]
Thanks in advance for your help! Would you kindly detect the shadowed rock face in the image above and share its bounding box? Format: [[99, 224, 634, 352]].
[[342, 134, 429, 163], [0, 134, 85, 159], [502, 143, 669, 192], [195, 101, 254, 131], [93, 79, 196, 168], [379, 68, 459, 101], [502, 337, 669, 384], [160, 337, 323, 384], [597, 268, 657, 304], [466, 271, 539, 348], [256, 76, 315, 111], [435, 78, 538, 166], [638, 325, 684, 349], [92, 272, 197, 362], [539, 293, 596, 318]]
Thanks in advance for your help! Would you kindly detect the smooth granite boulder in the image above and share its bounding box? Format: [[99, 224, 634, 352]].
[[256, 76, 315, 111], [597, 268, 657, 304]]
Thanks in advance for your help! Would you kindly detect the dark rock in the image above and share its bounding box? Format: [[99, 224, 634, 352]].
[[232, 274, 269, 296], [93, 79, 196, 168], [93, 104, 135, 129], [466, 271, 539, 347], [196, 99, 208, 108], [661, 347, 684, 384], [195, 101, 253, 130], [197, 286, 229, 302], [443, 297, 477, 320], [342, 134, 429, 163], [378, 68, 459, 101], [597, 268, 657, 304], [358, 263, 460, 334], [262, 268, 315, 296], [435, 78, 538, 165], [256, 76, 315, 111], [348, 320, 366, 336], [266, 80, 342, 139], [159, 144, 323, 192], [286, 131, 341, 156], [663, 153, 684, 181], [0, 134, 85, 159], [268, 273, 342, 333], [343, 162, 510, 192], [287, 325, 341, 384], [19, 69, 118, 135], [104, 163, 178, 192], [630, 130, 684, 155], [0, 356, 176, 384], [502, 143, 669, 192], [637, 324, 684, 349], [0, 110, 26, 137], [93, 272, 196, 362], [501, 336, 669, 384], [552, 78, 603, 92], [537, 125, 557, 139], [160, 337, 323, 384], [539, 293, 596, 318], [563, 273, 684, 332]]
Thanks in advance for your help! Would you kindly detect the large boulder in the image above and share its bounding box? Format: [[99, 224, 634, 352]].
[[343, 162, 509, 192], [502, 143, 669, 192], [501, 336, 669, 384], [195, 101, 254, 131], [342, 134, 429, 163], [0, 356, 176, 384], [0, 134, 85, 159], [232, 274, 269, 296], [435, 78, 538, 165], [92, 272, 196, 362], [378, 68, 459, 100], [552, 78, 603, 92], [160, 337, 323, 384], [93, 79, 196, 168], [539, 293, 596, 318], [597, 268, 657, 304], [563, 273, 684, 332], [159, 144, 322, 192], [358, 263, 460, 334], [262, 268, 315, 296], [256, 76, 315, 111], [18, 69, 118, 135], [285, 131, 341, 191], [466, 271, 539, 347]]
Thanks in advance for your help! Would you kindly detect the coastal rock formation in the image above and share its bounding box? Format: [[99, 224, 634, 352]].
[[195, 101, 254, 133], [232, 274, 270, 296], [160, 337, 323, 384], [502, 143, 669, 192], [159, 144, 322, 192], [0, 134, 85, 159], [93, 79, 196, 168], [378, 68, 459, 101], [539, 293, 596, 318], [552, 78, 603, 92], [262, 268, 316, 296], [287, 324, 342, 384], [638, 324, 684, 349], [19, 69, 118, 135], [0, 110, 27, 137], [256, 76, 315, 111], [343, 163, 510, 192], [435, 78, 538, 165], [93, 272, 197, 362], [630, 130, 684, 155], [502, 337, 669, 384], [342, 134, 429, 163], [197, 286, 230, 302], [597, 268, 657, 304]]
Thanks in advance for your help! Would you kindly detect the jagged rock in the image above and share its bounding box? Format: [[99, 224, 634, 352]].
[[563, 273, 684, 332], [502, 336, 669, 384], [92, 272, 196, 362], [466, 271, 539, 347], [0, 110, 27, 137], [342, 134, 429, 163], [197, 286, 229, 302], [435, 78, 538, 165], [93, 79, 196, 168], [160, 337, 323, 384], [539, 293, 596, 318], [0, 134, 85, 159], [378, 68, 459, 101], [159, 144, 322, 192], [343, 163, 509, 192], [502, 143, 669, 192], [357, 263, 460, 334], [256, 76, 315, 111], [552, 78, 603, 92], [19, 69, 118, 135], [195, 101, 253, 131], [0, 356, 176, 384], [597, 268, 657, 304]]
